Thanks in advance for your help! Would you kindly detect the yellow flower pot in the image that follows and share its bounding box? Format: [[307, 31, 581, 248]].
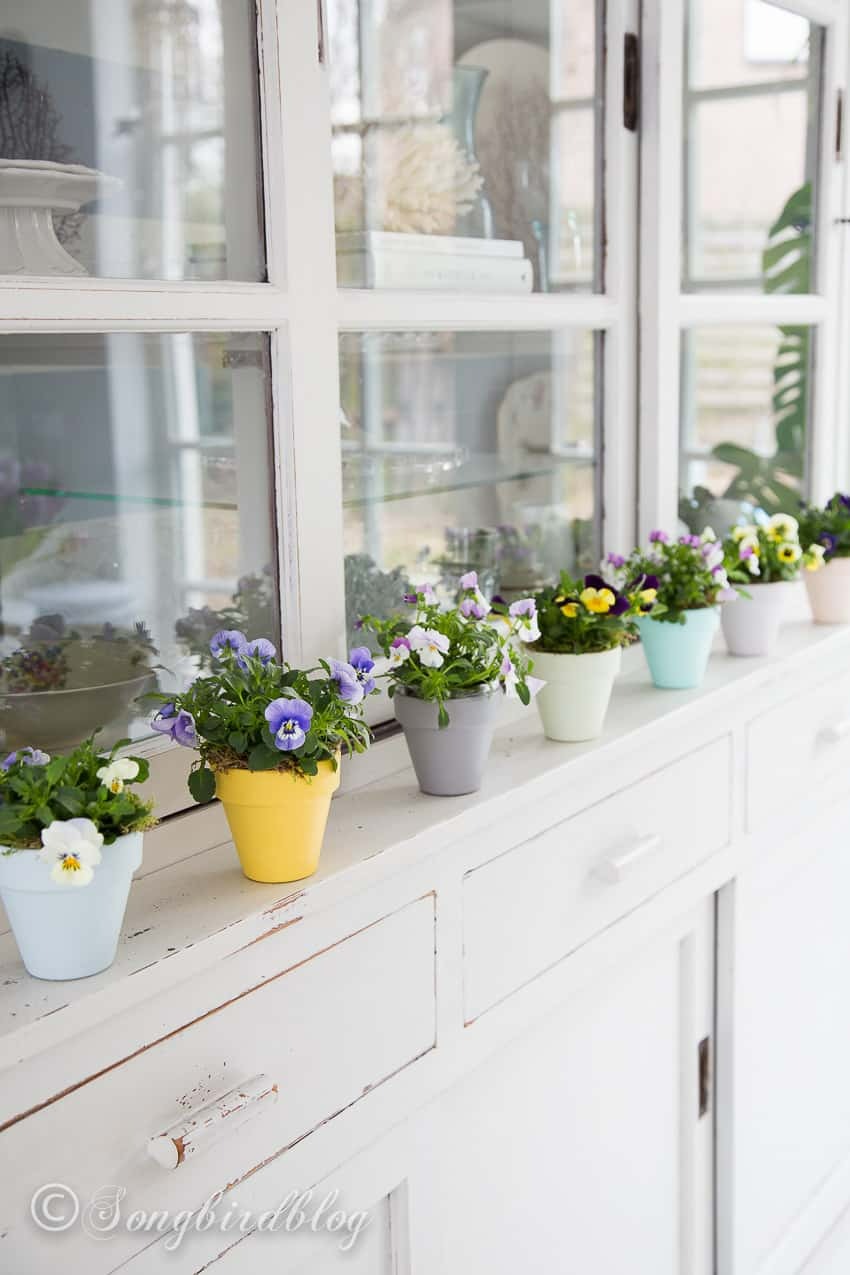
[[215, 761, 341, 884]]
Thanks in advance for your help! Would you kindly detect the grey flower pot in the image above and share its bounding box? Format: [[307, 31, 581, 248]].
[[394, 686, 500, 796]]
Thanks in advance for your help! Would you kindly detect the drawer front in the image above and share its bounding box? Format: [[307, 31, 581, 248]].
[[747, 672, 850, 833], [0, 895, 435, 1275], [463, 736, 731, 1022]]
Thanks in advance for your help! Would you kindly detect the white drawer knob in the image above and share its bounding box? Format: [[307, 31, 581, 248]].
[[821, 719, 850, 744], [594, 833, 663, 885], [147, 1074, 278, 1170]]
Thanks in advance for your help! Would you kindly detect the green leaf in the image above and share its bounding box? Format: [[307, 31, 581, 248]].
[[227, 731, 247, 754], [0, 808, 22, 839], [188, 766, 217, 804], [45, 756, 68, 784], [55, 787, 85, 816], [437, 702, 450, 729], [248, 744, 282, 771], [517, 682, 531, 706], [35, 804, 55, 827]]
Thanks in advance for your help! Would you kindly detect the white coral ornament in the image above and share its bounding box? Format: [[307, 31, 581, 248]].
[[375, 123, 483, 235], [39, 818, 104, 887]]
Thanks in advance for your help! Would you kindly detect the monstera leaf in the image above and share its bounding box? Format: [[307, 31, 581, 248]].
[[709, 182, 812, 513]]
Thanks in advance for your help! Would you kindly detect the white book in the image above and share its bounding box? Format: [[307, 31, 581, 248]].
[[337, 250, 534, 292], [336, 230, 525, 259]]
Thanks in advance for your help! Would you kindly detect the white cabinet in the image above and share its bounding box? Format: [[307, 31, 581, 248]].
[[434, 900, 715, 1275], [722, 796, 850, 1275]]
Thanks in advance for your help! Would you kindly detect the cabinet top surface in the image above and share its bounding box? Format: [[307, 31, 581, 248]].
[[0, 619, 847, 1067]]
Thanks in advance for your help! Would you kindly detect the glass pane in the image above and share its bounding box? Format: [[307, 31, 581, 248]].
[[684, 0, 822, 291], [329, 0, 601, 293], [341, 329, 599, 647], [0, 332, 278, 753], [679, 324, 812, 533], [0, 1, 265, 280]]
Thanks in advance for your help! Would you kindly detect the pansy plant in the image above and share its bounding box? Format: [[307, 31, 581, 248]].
[[722, 513, 825, 587], [0, 736, 155, 884], [148, 630, 375, 804], [360, 573, 539, 727], [530, 569, 660, 656], [614, 528, 737, 624], [799, 493, 850, 561]]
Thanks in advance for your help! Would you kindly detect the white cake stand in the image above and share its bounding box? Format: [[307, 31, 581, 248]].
[[0, 159, 120, 276]]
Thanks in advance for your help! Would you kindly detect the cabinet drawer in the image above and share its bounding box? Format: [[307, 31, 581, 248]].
[[463, 737, 731, 1021], [747, 672, 850, 833], [0, 895, 435, 1275]]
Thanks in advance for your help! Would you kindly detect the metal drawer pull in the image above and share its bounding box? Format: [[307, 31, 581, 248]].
[[821, 719, 850, 744], [146, 1075, 278, 1171], [594, 833, 663, 885]]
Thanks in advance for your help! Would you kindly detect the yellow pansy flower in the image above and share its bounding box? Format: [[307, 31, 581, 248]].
[[777, 541, 802, 563], [766, 513, 799, 543], [639, 587, 657, 604], [580, 586, 615, 614], [560, 602, 579, 618], [803, 543, 826, 571], [731, 524, 759, 542]]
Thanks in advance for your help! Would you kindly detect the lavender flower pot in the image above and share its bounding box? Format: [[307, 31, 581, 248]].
[[394, 686, 500, 796], [721, 581, 793, 657], [805, 557, 850, 624], [0, 833, 143, 980]]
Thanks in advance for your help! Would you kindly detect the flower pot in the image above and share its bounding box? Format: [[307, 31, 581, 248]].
[[636, 608, 719, 690], [0, 832, 143, 980], [530, 646, 622, 742], [804, 557, 850, 624], [721, 581, 793, 657], [215, 762, 341, 883], [394, 686, 500, 796]]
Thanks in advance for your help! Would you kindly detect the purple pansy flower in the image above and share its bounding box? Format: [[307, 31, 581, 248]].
[[460, 596, 487, 619], [151, 703, 197, 748], [605, 553, 626, 569], [330, 658, 364, 704], [649, 529, 669, 544], [210, 629, 247, 659], [265, 697, 313, 751], [838, 495, 850, 510], [458, 570, 479, 590], [819, 532, 839, 557], [2, 746, 50, 771], [680, 534, 701, 548], [610, 594, 631, 616], [349, 646, 376, 695], [240, 637, 277, 667]]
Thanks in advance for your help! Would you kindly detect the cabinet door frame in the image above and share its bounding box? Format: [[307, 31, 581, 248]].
[[639, 0, 850, 537]]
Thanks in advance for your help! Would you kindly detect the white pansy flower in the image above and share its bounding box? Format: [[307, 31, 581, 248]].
[[746, 554, 761, 576], [701, 526, 717, 542], [96, 757, 140, 795], [39, 818, 104, 888], [407, 625, 450, 668], [731, 523, 759, 543]]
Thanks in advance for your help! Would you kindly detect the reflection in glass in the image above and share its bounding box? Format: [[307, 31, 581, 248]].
[[679, 325, 812, 534], [684, 0, 822, 291], [0, 333, 278, 751], [329, 0, 601, 293], [341, 330, 598, 645], [0, 0, 264, 280]]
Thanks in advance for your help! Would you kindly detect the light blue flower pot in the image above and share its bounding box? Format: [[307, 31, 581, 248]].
[[0, 832, 143, 980], [636, 608, 720, 690]]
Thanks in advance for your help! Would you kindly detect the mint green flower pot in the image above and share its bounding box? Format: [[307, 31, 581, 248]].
[[636, 608, 719, 690]]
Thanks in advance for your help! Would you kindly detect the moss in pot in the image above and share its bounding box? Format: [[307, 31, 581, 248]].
[[361, 577, 540, 796]]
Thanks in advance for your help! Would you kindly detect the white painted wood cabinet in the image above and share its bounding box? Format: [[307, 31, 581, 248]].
[[2, 624, 850, 1274]]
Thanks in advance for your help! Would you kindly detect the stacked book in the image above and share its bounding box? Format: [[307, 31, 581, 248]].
[[336, 231, 533, 293]]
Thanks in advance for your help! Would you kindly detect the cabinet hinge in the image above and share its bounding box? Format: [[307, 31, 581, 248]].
[[317, 0, 328, 65], [698, 1036, 711, 1119], [623, 33, 640, 132], [836, 89, 844, 162]]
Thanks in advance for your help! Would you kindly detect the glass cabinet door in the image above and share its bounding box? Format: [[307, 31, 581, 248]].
[[328, 0, 603, 293], [341, 328, 600, 646]]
